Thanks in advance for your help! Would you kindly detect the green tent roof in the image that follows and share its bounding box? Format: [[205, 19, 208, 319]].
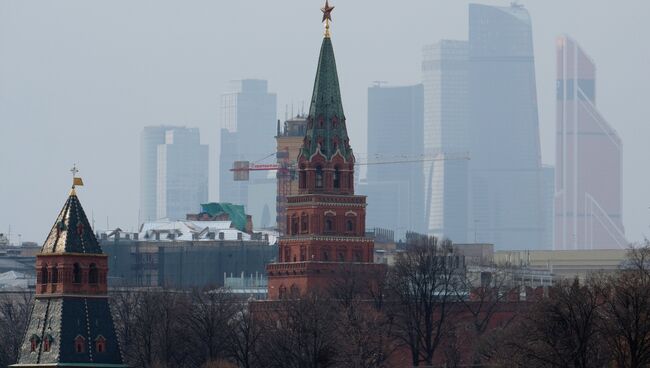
[[200, 202, 248, 232]]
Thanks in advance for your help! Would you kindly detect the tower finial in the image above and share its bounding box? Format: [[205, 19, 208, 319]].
[[70, 164, 84, 193], [321, 0, 334, 38]]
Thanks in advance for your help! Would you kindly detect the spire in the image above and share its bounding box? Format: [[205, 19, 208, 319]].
[[40, 187, 103, 255], [300, 0, 353, 163]]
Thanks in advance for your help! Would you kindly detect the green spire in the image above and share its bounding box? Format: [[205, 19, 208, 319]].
[[301, 37, 353, 162]]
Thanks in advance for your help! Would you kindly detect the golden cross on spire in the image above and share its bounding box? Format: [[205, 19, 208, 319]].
[[321, 0, 334, 38]]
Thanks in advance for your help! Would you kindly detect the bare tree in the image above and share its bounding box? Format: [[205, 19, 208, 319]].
[[186, 288, 237, 365], [327, 265, 397, 368], [387, 236, 462, 366], [0, 292, 32, 368], [257, 292, 338, 368], [227, 301, 263, 368], [600, 242, 650, 368], [456, 264, 518, 365], [484, 278, 609, 368]]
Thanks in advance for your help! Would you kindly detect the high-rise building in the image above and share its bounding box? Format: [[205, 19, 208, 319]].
[[468, 4, 545, 249], [362, 84, 424, 239], [266, 9, 383, 299], [219, 79, 277, 228], [422, 40, 470, 243], [14, 184, 126, 367], [155, 127, 208, 220], [554, 35, 625, 250], [140, 126, 173, 222]]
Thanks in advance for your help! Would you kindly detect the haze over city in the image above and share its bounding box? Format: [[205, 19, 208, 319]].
[[1, 0, 649, 244]]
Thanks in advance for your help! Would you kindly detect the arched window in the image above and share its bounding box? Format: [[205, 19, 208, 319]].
[[279, 285, 287, 299], [315, 166, 323, 189], [29, 335, 40, 352], [43, 335, 52, 352], [300, 246, 306, 262], [300, 213, 308, 233], [325, 218, 334, 233], [291, 215, 299, 235], [299, 167, 306, 189], [89, 264, 98, 284], [337, 251, 345, 262], [40, 266, 49, 285], [75, 335, 85, 353], [290, 284, 299, 298], [51, 266, 58, 284], [284, 247, 291, 262], [346, 219, 355, 233], [73, 263, 82, 284], [95, 335, 106, 353], [322, 249, 330, 261], [354, 249, 362, 262], [333, 167, 341, 189]]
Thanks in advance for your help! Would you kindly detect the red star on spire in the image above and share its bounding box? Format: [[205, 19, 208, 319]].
[[321, 0, 334, 23]]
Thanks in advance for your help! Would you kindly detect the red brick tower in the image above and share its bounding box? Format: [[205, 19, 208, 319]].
[[266, 1, 384, 300]]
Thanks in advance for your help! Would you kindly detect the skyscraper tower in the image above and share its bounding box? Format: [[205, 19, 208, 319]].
[[140, 126, 208, 222], [156, 127, 209, 220], [219, 79, 277, 228], [468, 4, 545, 249], [422, 40, 470, 243], [13, 175, 126, 367], [266, 1, 383, 299], [363, 84, 425, 238], [554, 35, 625, 250]]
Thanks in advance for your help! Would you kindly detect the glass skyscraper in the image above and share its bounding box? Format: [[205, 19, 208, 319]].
[[422, 40, 470, 243], [468, 4, 545, 249], [362, 84, 424, 239], [554, 35, 625, 250], [219, 79, 277, 228], [156, 127, 209, 220]]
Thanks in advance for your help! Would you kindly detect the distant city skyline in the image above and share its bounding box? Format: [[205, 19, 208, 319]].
[[1, 1, 648, 245]]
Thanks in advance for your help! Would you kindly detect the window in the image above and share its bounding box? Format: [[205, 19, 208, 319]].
[[89, 264, 98, 284], [95, 335, 106, 353], [299, 167, 306, 189], [43, 335, 52, 352], [354, 250, 362, 262], [291, 215, 299, 235], [322, 249, 330, 261], [279, 285, 287, 299], [346, 219, 355, 233], [284, 247, 290, 262], [300, 247, 306, 262], [51, 266, 58, 284], [333, 167, 340, 189], [325, 218, 334, 233], [75, 335, 85, 353], [338, 251, 345, 262], [300, 213, 308, 233], [290, 284, 299, 297], [73, 263, 82, 284], [29, 335, 40, 352], [40, 266, 48, 285], [315, 166, 323, 189]]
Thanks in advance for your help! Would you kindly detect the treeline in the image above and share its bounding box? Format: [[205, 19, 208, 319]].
[[1, 239, 650, 367]]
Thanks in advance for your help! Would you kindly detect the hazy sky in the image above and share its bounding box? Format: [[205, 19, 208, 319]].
[[1, 0, 649, 244]]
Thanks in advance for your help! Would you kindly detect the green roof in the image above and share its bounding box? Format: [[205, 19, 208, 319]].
[[201, 202, 248, 232], [301, 36, 353, 162]]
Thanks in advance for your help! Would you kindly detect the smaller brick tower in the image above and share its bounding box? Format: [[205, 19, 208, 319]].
[[13, 177, 126, 367], [266, 1, 384, 300]]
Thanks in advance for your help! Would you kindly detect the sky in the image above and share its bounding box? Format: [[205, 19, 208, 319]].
[[1, 0, 649, 245]]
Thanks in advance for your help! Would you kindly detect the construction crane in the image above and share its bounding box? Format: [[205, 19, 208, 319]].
[[230, 152, 470, 181]]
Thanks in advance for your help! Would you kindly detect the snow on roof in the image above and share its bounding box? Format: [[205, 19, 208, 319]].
[[138, 220, 251, 242]]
